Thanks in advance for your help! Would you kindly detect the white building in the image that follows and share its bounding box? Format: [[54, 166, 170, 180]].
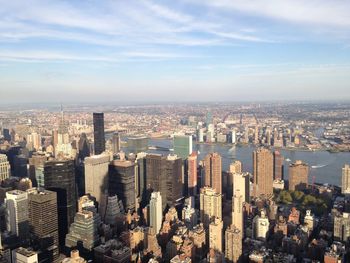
[[84, 153, 110, 205], [150, 192, 162, 234], [342, 164, 350, 195], [0, 154, 10, 181], [5, 190, 29, 238], [12, 247, 38, 263], [304, 210, 315, 231], [252, 210, 270, 240]]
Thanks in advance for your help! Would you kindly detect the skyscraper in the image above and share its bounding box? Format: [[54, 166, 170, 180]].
[[288, 160, 309, 191], [150, 192, 162, 234], [273, 151, 284, 180], [44, 159, 77, 247], [78, 133, 90, 161], [341, 164, 350, 195], [112, 132, 121, 154], [27, 188, 59, 262], [229, 160, 242, 174], [232, 189, 244, 234], [109, 160, 136, 212], [5, 190, 29, 240], [187, 152, 198, 196], [203, 153, 222, 194], [173, 135, 192, 160], [0, 154, 10, 181], [165, 155, 183, 207], [84, 153, 110, 206], [209, 217, 223, 253], [225, 225, 242, 263], [253, 148, 273, 198], [93, 112, 105, 155], [199, 187, 222, 228]]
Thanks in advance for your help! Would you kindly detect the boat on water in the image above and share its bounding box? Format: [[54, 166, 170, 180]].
[[285, 158, 291, 162]]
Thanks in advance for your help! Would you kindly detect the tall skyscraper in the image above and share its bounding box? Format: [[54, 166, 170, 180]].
[[112, 132, 121, 154], [225, 225, 242, 263], [44, 159, 77, 247], [27, 188, 59, 262], [165, 155, 183, 206], [342, 164, 350, 195], [150, 192, 162, 234], [199, 187, 222, 228], [173, 135, 192, 160], [288, 160, 309, 191], [273, 151, 284, 180], [209, 217, 223, 253], [109, 160, 136, 212], [232, 189, 244, 234], [78, 133, 90, 161], [84, 153, 110, 205], [0, 154, 10, 181], [93, 112, 105, 155], [253, 148, 273, 198], [233, 173, 250, 204], [5, 190, 29, 240], [203, 153, 222, 194], [145, 154, 167, 210], [187, 152, 198, 196]]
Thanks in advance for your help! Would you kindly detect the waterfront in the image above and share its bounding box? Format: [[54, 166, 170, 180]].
[[147, 138, 350, 187]]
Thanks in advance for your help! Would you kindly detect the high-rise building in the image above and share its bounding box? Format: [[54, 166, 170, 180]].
[[173, 135, 192, 160], [203, 153, 222, 194], [112, 132, 121, 154], [199, 187, 222, 228], [13, 155, 28, 178], [44, 159, 77, 247], [334, 212, 350, 242], [27, 188, 59, 262], [103, 195, 124, 225], [5, 190, 29, 240], [209, 217, 223, 253], [232, 189, 243, 234], [84, 153, 110, 205], [273, 151, 284, 180], [127, 136, 148, 154], [109, 160, 136, 212], [146, 154, 168, 210], [78, 133, 90, 161], [187, 152, 198, 196], [225, 225, 242, 263], [93, 112, 105, 155], [135, 152, 147, 207], [233, 172, 250, 204], [189, 224, 206, 261], [227, 160, 244, 199], [252, 210, 270, 240], [229, 160, 242, 174], [0, 154, 10, 181], [166, 155, 183, 206], [150, 192, 162, 234], [288, 160, 309, 191], [65, 209, 101, 251], [11, 247, 38, 263], [341, 164, 350, 195], [253, 148, 273, 198]]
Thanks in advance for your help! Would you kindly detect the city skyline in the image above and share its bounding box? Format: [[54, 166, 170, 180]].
[[1, 0, 350, 103]]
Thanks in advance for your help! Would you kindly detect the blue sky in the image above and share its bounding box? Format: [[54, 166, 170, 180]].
[[0, 0, 350, 103]]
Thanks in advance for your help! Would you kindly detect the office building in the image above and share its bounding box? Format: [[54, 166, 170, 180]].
[[253, 148, 273, 198], [93, 112, 105, 155], [26, 188, 59, 261], [84, 153, 110, 205], [173, 135, 192, 160], [11, 247, 38, 263], [5, 190, 29, 241], [187, 152, 197, 196], [232, 189, 244, 234], [334, 212, 350, 242], [135, 152, 147, 207], [150, 192, 162, 234], [273, 151, 284, 180], [65, 209, 101, 251], [189, 224, 206, 261], [0, 154, 10, 181], [44, 159, 77, 247], [233, 172, 250, 204], [341, 164, 350, 195], [182, 203, 197, 229], [199, 187, 222, 228], [109, 159, 136, 212], [289, 160, 309, 191], [229, 160, 242, 174], [62, 250, 87, 263], [252, 210, 270, 240], [112, 132, 121, 154], [209, 217, 223, 253], [103, 195, 124, 226], [13, 155, 28, 178], [78, 133, 90, 161], [203, 153, 222, 194], [225, 225, 242, 263], [127, 136, 148, 154], [165, 155, 183, 206]]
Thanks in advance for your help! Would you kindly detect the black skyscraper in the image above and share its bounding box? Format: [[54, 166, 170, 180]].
[[93, 112, 105, 155], [44, 159, 77, 248]]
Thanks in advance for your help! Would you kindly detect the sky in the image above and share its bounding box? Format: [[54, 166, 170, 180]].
[[0, 0, 350, 103]]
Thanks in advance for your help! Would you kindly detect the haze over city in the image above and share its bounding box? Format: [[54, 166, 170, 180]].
[[1, 0, 350, 102]]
